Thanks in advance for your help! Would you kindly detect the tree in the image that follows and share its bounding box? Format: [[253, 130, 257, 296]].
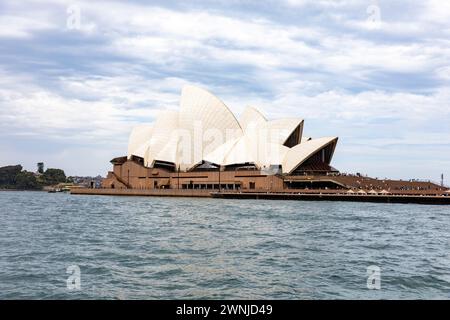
[[15, 171, 40, 190], [42, 168, 67, 185], [0, 165, 23, 188]]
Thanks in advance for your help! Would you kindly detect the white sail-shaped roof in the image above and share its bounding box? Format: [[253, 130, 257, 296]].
[[261, 143, 290, 166], [203, 137, 241, 165], [267, 118, 304, 146], [243, 140, 290, 168], [218, 134, 290, 168], [127, 125, 153, 159], [222, 136, 255, 166], [240, 106, 267, 133], [178, 85, 243, 170], [144, 110, 179, 167], [282, 137, 338, 174], [239, 107, 303, 147], [125, 85, 338, 173]]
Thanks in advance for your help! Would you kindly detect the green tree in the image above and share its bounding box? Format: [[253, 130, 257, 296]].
[[0, 165, 23, 188], [15, 171, 40, 190], [42, 168, 67, 185]]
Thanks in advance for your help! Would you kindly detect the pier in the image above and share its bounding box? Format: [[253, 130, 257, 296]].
[[210, 191, 450, 205], [70, 188, 450, 204]]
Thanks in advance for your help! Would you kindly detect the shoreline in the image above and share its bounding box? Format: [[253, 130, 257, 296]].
[[211, 192, 450, 205], [70, 188, 450, 205]]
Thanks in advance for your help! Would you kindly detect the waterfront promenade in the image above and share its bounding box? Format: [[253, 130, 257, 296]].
[[71, 188, 450, 204]]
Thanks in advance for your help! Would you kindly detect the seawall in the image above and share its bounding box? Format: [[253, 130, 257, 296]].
[[211, 192, 450, 205], [70, 188, 212, 197], [70, 188, 450, 204]]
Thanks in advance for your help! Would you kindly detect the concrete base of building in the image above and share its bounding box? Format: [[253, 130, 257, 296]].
[[211, 192, 450, 205], [70, 188, 450, 204], [70, 188, 212, 197]]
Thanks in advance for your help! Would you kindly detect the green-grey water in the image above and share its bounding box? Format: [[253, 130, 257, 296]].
[[0, 191, 449, 299]]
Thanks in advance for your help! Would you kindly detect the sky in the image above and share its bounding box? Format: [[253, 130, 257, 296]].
[[0, 0, 449, 182]]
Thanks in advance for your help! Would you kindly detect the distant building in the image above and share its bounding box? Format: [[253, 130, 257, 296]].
[[69, 175, 103, 188], [37, 162, 44, 174]]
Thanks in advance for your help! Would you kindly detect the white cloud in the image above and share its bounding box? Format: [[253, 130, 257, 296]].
[[0, 0, 450, 178], [0, 14, 55, 38], [0, 69, 185, 144]]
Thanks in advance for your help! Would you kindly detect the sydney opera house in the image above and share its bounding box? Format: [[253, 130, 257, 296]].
[[96, 85, 448, 202], [102, 85, 339, 191]]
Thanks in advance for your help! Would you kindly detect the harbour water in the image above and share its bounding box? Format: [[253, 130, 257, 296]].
[[0, 191, 449, 299]]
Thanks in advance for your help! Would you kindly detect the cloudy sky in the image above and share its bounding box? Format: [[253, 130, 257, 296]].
[[0, 0, 449, 181]]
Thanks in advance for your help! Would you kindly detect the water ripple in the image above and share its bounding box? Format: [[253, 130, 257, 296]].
[[0, 191, 449, 299]]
